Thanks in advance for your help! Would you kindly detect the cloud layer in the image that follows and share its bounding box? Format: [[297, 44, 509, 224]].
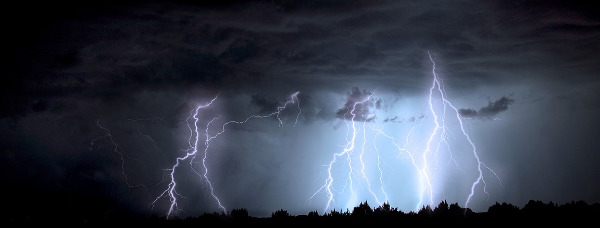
[[2, 0, 600, 219]]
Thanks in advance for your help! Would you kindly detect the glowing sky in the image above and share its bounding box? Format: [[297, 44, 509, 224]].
[[2, 0, 600, 219]]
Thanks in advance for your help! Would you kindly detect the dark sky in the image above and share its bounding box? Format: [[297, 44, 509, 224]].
[[2, 0, 600, 219]]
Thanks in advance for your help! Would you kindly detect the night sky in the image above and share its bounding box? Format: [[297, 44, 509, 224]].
[[2, 0, 600, 219]]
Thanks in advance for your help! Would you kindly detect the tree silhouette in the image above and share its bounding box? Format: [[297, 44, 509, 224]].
[[417, 205, 433, 217], [448, 202, 466, 217], [488, 202, 519, 217], [230, 208, 248, 220], [351, 201, 373, 217], [326, 209, 342, 217], [522, 200, 557, 217], [433, 200, 449, 217], [271, 209, 290, 219], [374, 202, 392, 216]]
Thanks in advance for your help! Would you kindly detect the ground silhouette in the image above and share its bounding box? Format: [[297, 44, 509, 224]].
[[4, 199, 599, 227]]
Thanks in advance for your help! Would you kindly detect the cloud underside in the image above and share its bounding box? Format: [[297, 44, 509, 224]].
[[459, 97, 514, 120], [336, 87, 377, 122]]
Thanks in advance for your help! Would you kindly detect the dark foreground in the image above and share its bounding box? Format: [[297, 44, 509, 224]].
[[4, 200, 599, 227]]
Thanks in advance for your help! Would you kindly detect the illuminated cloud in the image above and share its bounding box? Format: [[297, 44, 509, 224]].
[[336, 87, 377, 122]]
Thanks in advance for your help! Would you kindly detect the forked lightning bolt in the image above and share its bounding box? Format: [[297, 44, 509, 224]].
[[426, 51, 501, 208], [311, 92, 386, 212], [151, 92, 301, 218], [312, 51, 501, 213], [150, 96, 218, 218]]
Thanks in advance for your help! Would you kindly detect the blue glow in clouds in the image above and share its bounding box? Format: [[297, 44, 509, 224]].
[[310, 51, 501, 213]]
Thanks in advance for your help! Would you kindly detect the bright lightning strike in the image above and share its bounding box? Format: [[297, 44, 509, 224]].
[[151, 92, 301, 218], [311, 51, 501, 213], [151, 96, 218, 218], [311, 93, 378, 212], [426, 51, 502, 209]]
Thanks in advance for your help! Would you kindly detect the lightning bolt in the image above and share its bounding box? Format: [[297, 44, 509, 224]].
[[152, 92, 301, 218], [151, 96, 218, 218], [311, 93, 377, 212], [371, 129, 390, 204], [312, 51, 501, 214], [370, 126, 423, 210], [359, 117, 384, 206], [426, 51, 502, 209]]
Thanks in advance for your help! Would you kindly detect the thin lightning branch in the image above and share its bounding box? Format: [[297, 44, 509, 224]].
[[91, 120, 133, 190], [359, 119, 382, 206], [129, 118, 169, 160], [340, 111, 355, 200], [371, 130, 389, 203], [369, 126, 420, 178], [206, 92, 301, 142], [200, 116, 226, 213], [370, 126, 423, 210], [294, 93, 302, 127]]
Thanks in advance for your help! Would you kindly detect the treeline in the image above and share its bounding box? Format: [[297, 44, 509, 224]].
[[5, 200, 599, 226], [172, 200, 599, 225]]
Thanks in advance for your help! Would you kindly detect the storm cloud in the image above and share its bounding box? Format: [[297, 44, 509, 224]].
[[459, 97, 515, 120], [2, 0, 600, 220], [336, 87, 376, 122]]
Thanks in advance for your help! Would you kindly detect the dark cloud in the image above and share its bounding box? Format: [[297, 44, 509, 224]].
[[384, 116, 401, 123], [5, 0, 598, 120], [336, 87, 376, 122], [458, 108, 478, 119], [479, 97, 514, 117], [407, 114, 425, 123], [459, 97, 515, 120], [250, 94, 279, 114], [2, 0, 600, 219]]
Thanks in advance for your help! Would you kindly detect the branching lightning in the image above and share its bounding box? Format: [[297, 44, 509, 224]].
[[149, 92, 301, 218], [310, 93, 381, 212], [93, 52, 502, 217], [150, 96, 218, 218], [91, 120, 134, 190], [426, 51, 502, 208], [311, 51, 501, 213]]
